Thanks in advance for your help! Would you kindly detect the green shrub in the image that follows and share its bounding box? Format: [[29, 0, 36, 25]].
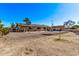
[[2, 27, 9, 35], [71, 25, 79, 29], [0, 20, 9, 35]]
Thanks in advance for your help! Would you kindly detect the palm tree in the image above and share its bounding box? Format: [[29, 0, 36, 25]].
[[23, 18, 31, 25]]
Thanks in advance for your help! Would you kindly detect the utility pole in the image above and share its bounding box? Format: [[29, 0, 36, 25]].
[[77, 22, 79, 25], [51, 20, 53, 26], [51, 20, 54, 31]]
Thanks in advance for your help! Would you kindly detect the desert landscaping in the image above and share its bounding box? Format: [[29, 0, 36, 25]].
[[0, 31, 79, 56], [1, 3, 79, 57]]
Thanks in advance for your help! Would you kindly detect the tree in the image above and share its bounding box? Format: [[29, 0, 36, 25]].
[[0, 20, 4, 28], [63, 20, 75, 28], [0, 20, 4, 36], [23, 18, 31, 25], [10, 23, 15, 28]]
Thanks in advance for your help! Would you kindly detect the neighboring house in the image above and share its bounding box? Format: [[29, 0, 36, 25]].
[[51, 25, 65, 31]]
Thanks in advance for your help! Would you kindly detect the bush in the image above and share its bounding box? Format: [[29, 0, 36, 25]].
[[0, 20, 9, 35], [70, 25, 79, 29], [2, 27, 9, 35]]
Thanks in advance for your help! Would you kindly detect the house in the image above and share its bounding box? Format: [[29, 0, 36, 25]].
[[10, 23, 65, 32], [51, 25, 65, 31], [10, 24, 51, 32]]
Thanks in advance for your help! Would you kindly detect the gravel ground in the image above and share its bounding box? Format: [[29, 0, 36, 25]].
[[0, 31, 79, 56]]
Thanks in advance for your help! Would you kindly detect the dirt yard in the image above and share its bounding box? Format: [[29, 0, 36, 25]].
[[0, 31, 79, 56]]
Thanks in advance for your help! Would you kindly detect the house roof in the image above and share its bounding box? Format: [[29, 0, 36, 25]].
[[17, 23, 50, 27], [51, 25, 64, 28]]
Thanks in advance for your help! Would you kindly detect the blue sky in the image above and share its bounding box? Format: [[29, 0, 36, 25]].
[[0, 3, 79, 27]]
